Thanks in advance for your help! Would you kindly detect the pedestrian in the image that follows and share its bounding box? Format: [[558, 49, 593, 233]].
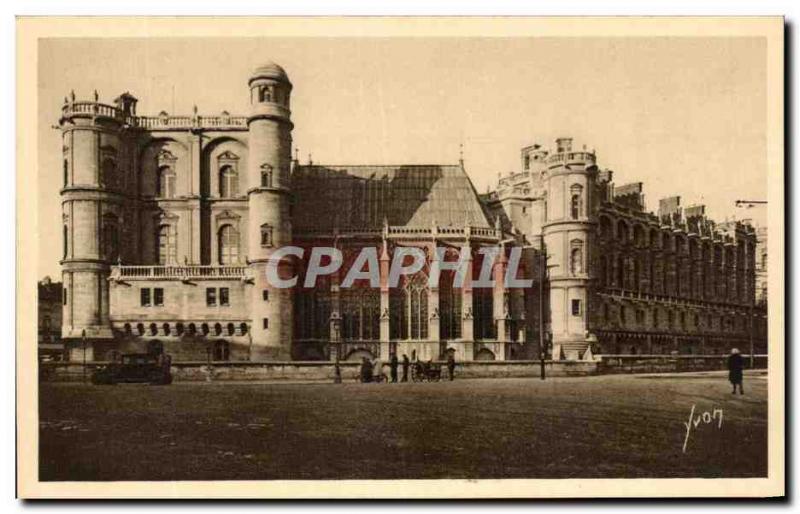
[[360, 357, 372, 383], [401, 354, 410, 382], [446, 352, 456, 381], [334, 357, 342, 384], [727, 348, 744, 395], [390, 353, 398, 383], [373, 357, 384, 383]]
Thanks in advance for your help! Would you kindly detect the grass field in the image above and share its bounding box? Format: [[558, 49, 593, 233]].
[[38, 371, 767, 481]]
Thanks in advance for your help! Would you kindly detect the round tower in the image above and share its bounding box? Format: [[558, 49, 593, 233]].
[[60, 93, 124, 359], [542, 138, 597, 361], [246, 62, 294, 360]]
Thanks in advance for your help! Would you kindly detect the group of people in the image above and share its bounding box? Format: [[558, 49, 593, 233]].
[[358, 353, 457, 383]]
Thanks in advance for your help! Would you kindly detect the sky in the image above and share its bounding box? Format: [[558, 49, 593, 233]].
[[38, 37, 767, 279]]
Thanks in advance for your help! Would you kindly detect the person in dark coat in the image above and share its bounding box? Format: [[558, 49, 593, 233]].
[[360, 357, 372, 383], [389, 354, 399, 383], [446, 353, 456, 381], [727, 348, 744, 394], [401, 354, 410, 382]]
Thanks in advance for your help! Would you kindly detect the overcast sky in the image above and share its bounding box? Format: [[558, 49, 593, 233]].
[[38, 37, 767, 279]]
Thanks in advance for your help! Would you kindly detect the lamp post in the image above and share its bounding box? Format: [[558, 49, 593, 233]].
[[81, 329, 87, 384]]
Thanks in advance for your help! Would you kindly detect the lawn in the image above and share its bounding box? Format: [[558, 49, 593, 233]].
[[38, 371, 768, 481]]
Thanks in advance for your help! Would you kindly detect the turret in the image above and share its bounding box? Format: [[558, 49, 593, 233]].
[[246, 62, 294, 359], [60, 92, 128, 358], [542, 138, 597, 360]]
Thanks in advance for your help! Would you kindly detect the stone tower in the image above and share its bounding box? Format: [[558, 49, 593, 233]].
[[59, 91, 129, 357], [542, 137, 597, 360], [246, 62, 294, 360]]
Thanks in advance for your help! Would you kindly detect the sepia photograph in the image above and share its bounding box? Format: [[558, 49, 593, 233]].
[[16, 16, 784, 499]]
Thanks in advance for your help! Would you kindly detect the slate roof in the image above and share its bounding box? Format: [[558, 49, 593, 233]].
[[291, 164, 492, 232]]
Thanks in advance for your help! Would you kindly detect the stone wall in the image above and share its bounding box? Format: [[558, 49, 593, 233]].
[[40, 355, 767, 383]]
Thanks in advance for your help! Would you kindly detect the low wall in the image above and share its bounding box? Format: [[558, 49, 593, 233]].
[[39, 355, 767, 383], [598, 354, 768, 374]]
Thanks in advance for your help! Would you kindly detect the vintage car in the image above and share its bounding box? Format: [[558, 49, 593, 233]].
[[91, 353, 173, 385]]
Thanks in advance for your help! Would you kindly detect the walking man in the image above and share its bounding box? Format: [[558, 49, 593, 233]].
[[727, 348, 744, 394], [390, 353, 399, 383], [446, 352, 456, 381], [401, 354, 410, 382]]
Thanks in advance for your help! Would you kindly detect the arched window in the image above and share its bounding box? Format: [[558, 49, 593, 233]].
[[218, 225, 239, 264], [260, 224, 273, 247], [439, 270, 463, 340], [390, 274, 429, 340], [157, 224, 177, 265], [219, 165, 238, 198], [261, 164, 273, 188], [157, 166, 176, 198], [341, 288, 380, 341], [570, 242, 583, 275], [258, 86, 271, 103]]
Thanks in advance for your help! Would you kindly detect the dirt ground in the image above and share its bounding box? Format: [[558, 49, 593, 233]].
[[38, 371, 768, 481]]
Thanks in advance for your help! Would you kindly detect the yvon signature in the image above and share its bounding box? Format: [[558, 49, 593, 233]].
[[682, 404, 723, 453]]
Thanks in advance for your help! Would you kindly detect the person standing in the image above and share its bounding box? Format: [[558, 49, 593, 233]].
[[401, 354, 410, 382], [360, 357, 372, 383], [727, 348, 744, 395], [390, 353, 399, 383], [446, 352, 456, 381]]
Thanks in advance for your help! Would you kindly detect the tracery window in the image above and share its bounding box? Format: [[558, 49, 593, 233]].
[[294, 281, 331, 340], [473, 288, 495, 340], [439, 270, 463, 340], [341, 288, 380, 341], [390, 274, 429, 340]]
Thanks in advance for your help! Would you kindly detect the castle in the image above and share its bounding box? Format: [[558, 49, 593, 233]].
[[58, 62, 767, 363]]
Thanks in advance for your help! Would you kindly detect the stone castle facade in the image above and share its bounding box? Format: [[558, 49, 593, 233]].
[[58, 62, 767, 363]]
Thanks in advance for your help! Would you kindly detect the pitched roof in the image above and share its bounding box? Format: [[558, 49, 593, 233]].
[[291, 164, 492, 232]]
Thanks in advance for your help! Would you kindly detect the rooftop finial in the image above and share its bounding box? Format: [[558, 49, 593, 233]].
[[459, 142, 464, 166], [93, 90, 98, 102], [308, 153, 313, 166]]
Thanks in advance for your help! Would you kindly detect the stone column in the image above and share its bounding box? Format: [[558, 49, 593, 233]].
[[494, 250, 508, 343], [379, 240, 390, 342]]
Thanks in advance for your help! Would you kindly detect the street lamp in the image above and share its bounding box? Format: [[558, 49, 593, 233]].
[[81, 329, 87, 384]]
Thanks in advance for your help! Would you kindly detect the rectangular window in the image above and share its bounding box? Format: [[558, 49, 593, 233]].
[[62, 288, 67, 306], [220, 287, 230, 306], [263, 318, 269, 330], [206, 287, 217, 306], [262, 289, 269, 302], [571, 299, 581, 316], [140, 288, 151, 307], [154, 288, 164, 307]]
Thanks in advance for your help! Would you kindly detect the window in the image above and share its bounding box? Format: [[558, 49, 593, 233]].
[[263, 318, 269, 330], [63, 159, 68, 187], [668, 310, 674, 328], [220, 287, 230, 306], [140, 288, 151, 307], [261, 164, 273, 188], [680, 312, 686, 329], [620, 306, 626, 324], [206, 287, 217, 306], [213, 341, 230, 361], [62, 288, 67, 305], [157, 224, 177, 265], [157, 166, 176, 198], [570, 246, 583, 275], [102, 218, 120, 262], [524, 154, 530, 170], [259, 86, 271, 103], [653, 309, 659, 329], [636, 309, 644, 323], [341, 288, 380, 341], [63, 225, 68, 259], [101, 158, 115, 189], [262, 290, 269, 301], [154, 288, 164, 306], [219, 165, 238, 198], [390, 274, 429, 340], [218, 225, 239, 264], [570, 194, 581, 219], [571, 299, 581, 316], [260, 224, 273, 247]]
